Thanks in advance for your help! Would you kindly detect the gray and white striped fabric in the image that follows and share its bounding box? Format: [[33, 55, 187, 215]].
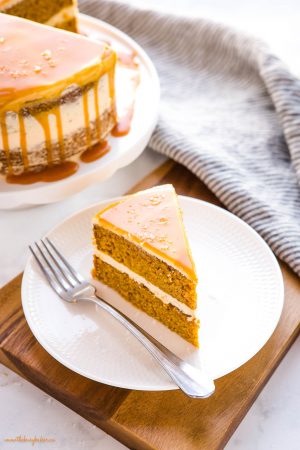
[[80, 0, 300, 277]]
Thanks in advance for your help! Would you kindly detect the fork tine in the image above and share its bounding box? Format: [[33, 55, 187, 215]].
[[45, 237, 84, 283], [35, 241, 70, 291], [41, 239, 77, 287], [29, 245, 64, 295]]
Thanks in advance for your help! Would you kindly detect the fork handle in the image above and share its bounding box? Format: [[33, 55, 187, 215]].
[[85, 295, 215, 398]]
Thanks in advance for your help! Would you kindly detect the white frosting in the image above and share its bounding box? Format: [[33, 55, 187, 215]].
[[4, 74, 111, 155], [5, 111, 20, 149], [94, 249, 199, 321], [98, 74, 111, 113], [59, 92, 85, 138], [48, 112, 58, 143], [45, 6, 76, 27]]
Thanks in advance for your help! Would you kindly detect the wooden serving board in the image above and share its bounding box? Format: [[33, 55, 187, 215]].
[[1, 160, 300, 450]]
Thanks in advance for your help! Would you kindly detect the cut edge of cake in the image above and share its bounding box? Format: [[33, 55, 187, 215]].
[[0, 0, 79, 32], [92, 184, 200, 347]]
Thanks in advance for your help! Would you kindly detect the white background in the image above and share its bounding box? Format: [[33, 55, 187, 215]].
[[1, 0, 300, 449]]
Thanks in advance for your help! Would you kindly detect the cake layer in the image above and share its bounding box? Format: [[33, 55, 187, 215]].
[[94, 249, 199, 319], [55, 16, 77, 32], [93, 255, 199, 347], [0, 0, 78, 31], [93, 224, 197, 310], [0, 75, 115, 174], [45, 5, 77, 30]]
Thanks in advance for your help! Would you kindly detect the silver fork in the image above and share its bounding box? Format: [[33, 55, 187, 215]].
[[29, 238, 215, 398]]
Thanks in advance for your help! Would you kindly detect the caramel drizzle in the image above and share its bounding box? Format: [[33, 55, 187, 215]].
[[18, 113, 29, 170], [6, 161, 78, 184], [111, 108, 134, 137], [82, 91, 91, 149], [53, 107, 64, 160], [0, 112, 12, 174], [2, 56, 120, 177], [35, 113, 52, 165], [108, 69, 116, 121], [93, 81, 101, 141], [80, 140, 110, 163]]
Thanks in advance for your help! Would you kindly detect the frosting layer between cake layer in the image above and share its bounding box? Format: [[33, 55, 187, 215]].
[[94, 249, 199, 321]]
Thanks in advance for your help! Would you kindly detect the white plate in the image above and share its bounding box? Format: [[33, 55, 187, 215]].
[[22, 196, 284, 391], [0, 14, 160, 209]]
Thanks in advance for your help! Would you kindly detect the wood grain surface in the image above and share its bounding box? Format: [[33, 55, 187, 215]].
[[0, 160, 299, 450]]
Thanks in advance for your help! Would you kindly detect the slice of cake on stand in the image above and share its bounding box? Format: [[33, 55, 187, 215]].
[[0, 13, 116, 180], [92, 184, 200, 347]]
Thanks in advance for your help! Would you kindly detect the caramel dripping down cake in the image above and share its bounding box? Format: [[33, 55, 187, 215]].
[[0, 13, 116, 175], [0, 0, 79, 32], [92, 184, 200, 347]]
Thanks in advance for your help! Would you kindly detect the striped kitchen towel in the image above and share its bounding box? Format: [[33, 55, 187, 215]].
[[80, 0, 300, 277]]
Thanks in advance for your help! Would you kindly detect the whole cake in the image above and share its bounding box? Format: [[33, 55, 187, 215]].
[[0, 0, 78, 32], [0, 13, 116, 176], [92, 184, 199, 347]]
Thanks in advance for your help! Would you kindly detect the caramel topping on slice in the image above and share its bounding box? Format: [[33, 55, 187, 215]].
[[96, 185, 197, 280]]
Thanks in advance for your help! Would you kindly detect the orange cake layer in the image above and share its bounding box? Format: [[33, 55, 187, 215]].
[[93, 256, 199, 347], [93, 185, 200, 347], [0, 0, 78, 32], [0, 13, 117, 174]]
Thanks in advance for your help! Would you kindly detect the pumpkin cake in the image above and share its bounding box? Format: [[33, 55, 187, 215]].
[[0, 13, 116, 176], [0, 0, 78, 32], [92, 184, 199, 347]]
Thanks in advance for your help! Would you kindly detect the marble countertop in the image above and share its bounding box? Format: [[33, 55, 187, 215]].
[[1, 1, 300, 448]]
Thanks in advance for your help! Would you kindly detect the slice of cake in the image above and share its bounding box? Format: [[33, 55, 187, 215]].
[[0, 0, 78, 32], [92, 184, 199, 347], [0, 13, 116, 176]]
